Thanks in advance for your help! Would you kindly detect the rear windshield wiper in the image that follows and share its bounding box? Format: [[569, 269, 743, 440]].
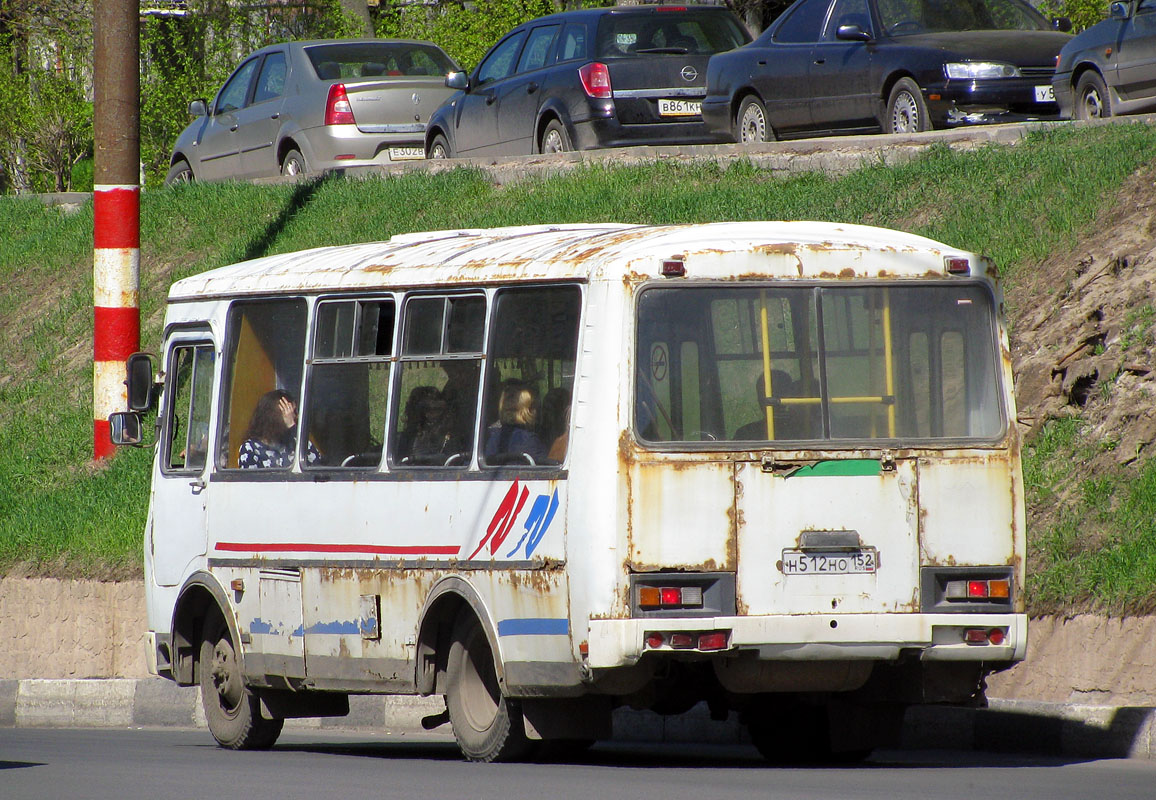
[[632, 47, 691, 54]]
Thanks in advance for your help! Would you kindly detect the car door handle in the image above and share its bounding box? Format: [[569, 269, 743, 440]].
[[527, 82, 539, 94], [190, 478, 206, 494], [229, 124, 238, 131], [271, 113, 280, 119], [485, 95, 496, 105], [757, 60, 767, 66], [813, 58, 826, 65]]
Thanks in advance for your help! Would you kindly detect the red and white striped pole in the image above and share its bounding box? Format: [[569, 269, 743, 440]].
[[93, 186, 140, 459], [92, 0, 140, 459]]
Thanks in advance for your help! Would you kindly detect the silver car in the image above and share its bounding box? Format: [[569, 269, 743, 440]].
[[164, 38, 460, 185]]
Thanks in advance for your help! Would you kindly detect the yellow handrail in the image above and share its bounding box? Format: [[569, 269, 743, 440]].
[[759, 290, 775, 439]]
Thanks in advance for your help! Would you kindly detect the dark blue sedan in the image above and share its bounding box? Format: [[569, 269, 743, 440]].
[[701, 0, 1072, 142], [1053, 0, 1156, 120]]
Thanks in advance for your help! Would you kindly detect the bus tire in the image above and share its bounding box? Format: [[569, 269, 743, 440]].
[[445, 614, 532, 762], [199, 614, 283, 750]]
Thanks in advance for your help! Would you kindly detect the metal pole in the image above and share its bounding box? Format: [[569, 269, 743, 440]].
[[92, 0, 141, 460]]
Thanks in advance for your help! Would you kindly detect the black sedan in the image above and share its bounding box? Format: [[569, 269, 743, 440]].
[[702, 0, 1072, 142], [425, 5, 751, 158], [1053, 0, 1156, 120]]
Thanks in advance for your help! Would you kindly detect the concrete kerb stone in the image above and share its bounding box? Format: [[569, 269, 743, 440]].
[[4, 678, 1156, 760]]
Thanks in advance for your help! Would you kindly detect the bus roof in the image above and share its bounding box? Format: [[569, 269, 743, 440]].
[[168, 221, 991, 301]]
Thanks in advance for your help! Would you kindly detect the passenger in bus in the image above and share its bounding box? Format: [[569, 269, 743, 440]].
[[397, 385, 461, 463], [484, 380, 548, 464], [734, 371, 801, 441], [541, 387, 571, 462], [238, 390, 319, 469]]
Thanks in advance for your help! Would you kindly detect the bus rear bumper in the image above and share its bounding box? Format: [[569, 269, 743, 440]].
[[586, 613, 1027, 669]]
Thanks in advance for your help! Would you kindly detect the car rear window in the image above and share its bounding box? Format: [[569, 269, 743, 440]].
[[594, 10, 750, 58], [305, 42, 457, 80]]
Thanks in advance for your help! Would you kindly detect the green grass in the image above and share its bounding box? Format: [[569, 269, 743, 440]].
[[4, 122, 1156, 600]]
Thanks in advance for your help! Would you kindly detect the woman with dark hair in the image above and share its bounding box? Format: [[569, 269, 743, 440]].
[[238, 390, 319, 468]]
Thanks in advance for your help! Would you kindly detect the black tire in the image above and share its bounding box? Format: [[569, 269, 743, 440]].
[[1075, 71, 1111, 120], [735, 95, 774, 144], [428, 133, 452, 159], [445, 615, 532, 762], [281, 149, 307, 177], [199, 615, 283, 750], [539, 119, 571, 155], [163, 160, 193, 187], [885, 77, 930, 134]]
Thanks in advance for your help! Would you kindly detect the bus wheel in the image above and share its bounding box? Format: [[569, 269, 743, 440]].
[[199, 615, 283, 750], [445, 615, 532, 762]]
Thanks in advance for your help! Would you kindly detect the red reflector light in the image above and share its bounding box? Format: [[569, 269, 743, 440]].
[[325, 83, 356, 125], [645, 632, 665, 649], [662, 259, 686, 277], [698, 632, 727, 651], [988, 628, 1006, 645], [967, 580, 988, 599], [670, 633, 694, 648], [945, 256, 970, 274], [660, 587, 681, 606], [964, 628, 989, 644], [578, 62, 612, 99]]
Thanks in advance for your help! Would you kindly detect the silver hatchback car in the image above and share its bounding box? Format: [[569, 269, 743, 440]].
[[164, 38, 460, 185]]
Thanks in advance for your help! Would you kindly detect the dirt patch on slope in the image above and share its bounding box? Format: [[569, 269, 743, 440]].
[[1010, 165, 1156, 536]]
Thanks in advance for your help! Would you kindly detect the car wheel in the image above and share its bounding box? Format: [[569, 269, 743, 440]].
[[885, 78, 930, 134], [735, 95, 774, 144], [1075, 71, 1111, 120], [428, 133, 452, 160], [540, 120, 571, 155], [281, 149, 307, 177], [163, 160, 193, 187]]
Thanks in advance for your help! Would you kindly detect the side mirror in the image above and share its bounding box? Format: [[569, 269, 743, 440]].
[[835, 24, 872, 42], [109, 412, 144, 446], [1052, 16, 1072, 32], [1109, 3, 1127, 20], [126, 352, 158, 412], [188, 98, 208, 117], [445, 71, 469, 91]]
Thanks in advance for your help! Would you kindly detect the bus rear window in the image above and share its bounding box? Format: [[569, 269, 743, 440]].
[[635, 284, 1005, 445]]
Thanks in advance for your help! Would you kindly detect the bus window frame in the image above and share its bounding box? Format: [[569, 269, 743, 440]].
[[631, 278, 1009, 451], [302, 293, 399, 472]]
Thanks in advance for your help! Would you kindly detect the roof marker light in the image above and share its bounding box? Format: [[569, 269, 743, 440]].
[[662, 258, 686, 277], [945, 256, 970, 275]]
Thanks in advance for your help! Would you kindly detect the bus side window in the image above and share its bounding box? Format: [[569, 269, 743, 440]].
[[391, 294, 485, 468], [302, 298, 395, 468], [164, 343, 215, 472], [219, 299, 308, 469], [481, 285, 581, 467]]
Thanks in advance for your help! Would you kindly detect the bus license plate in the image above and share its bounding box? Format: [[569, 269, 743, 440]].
[[781, 549, 877, 575], [659, 98, 701, 117], [388, 147, 426, 161], [1034, 85, 1055, 103]]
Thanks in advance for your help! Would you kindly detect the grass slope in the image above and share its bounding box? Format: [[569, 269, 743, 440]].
[[2, 123, 1155, 607]]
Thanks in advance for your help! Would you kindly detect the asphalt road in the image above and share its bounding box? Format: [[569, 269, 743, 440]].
[[3, 727, 1156, 800]]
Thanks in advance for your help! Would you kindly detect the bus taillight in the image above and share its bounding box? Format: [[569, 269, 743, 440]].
[[638, 585, 704, 608]]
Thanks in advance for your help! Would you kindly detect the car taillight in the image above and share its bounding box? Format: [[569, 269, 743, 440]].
[[325, 83, 355, 125], [578, 62, 612, 99]]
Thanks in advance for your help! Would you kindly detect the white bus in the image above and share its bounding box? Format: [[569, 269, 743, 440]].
[[112, 221, 1026, 762]]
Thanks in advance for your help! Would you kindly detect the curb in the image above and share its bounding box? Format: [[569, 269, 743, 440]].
[[2, 678, 1154, 758]]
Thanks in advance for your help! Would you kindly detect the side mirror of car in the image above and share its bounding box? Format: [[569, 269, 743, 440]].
[[1052, 16, 1073, 32], [1109, 3, 1128, 20], [188, 99, 208, 118], [109, 411, 144, 446], [445, 71, 470, 91], [125, 351, 159, 412], [835, 24, 872, 42]]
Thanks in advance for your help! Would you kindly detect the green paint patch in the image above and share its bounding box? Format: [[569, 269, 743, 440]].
[[790, 460, 881, 477]]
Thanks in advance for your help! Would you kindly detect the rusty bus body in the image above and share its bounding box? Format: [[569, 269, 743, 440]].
[[116, 221, 1025, 761]]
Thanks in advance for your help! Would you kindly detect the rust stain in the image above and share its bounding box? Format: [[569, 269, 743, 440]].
[[838, 268, 857, 278]]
